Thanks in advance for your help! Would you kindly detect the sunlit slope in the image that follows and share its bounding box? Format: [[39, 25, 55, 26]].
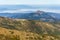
[[0, 27, 42, 40], [0, 17, 60, 40]]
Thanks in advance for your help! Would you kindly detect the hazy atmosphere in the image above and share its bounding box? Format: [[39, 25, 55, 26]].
[[0, 0, 60, 5]]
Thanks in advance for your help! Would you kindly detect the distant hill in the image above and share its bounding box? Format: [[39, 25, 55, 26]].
[[0, 11, 60, 22], [0, 5, 36, 11], [0, 5, 60, 10], [0, 17, 60, 40]]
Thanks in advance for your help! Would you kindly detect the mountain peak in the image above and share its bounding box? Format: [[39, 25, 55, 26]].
[[35, 10, 44, 15]]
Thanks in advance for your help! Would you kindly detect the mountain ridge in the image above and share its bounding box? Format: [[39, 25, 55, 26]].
[[0, 17, 60, 40], [0, 11, 60, 22]]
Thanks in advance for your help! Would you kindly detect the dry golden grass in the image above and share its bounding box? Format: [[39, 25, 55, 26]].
[[0, 27, 42, 40], [0, 27, 59, 40], [0, 17, 60, 40]]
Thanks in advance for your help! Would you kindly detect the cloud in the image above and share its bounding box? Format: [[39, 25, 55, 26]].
[[0, 9, 60, 13], [0, 9, 37, 13]]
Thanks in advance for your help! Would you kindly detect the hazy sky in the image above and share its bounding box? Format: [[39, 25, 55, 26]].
[[0, 0, 60, 5]]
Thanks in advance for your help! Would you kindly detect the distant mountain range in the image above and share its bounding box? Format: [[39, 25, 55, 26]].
[[0, 5, 60, 10], [0, 11, 60, 22], [0, 5, 36, 11], [0, 5, 60, 13]]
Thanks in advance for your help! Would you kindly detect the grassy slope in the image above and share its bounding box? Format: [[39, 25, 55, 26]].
[[0, 17, 60, 40]]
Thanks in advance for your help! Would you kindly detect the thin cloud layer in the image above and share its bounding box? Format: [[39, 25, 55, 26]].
[[0, 9, 60, 13]]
